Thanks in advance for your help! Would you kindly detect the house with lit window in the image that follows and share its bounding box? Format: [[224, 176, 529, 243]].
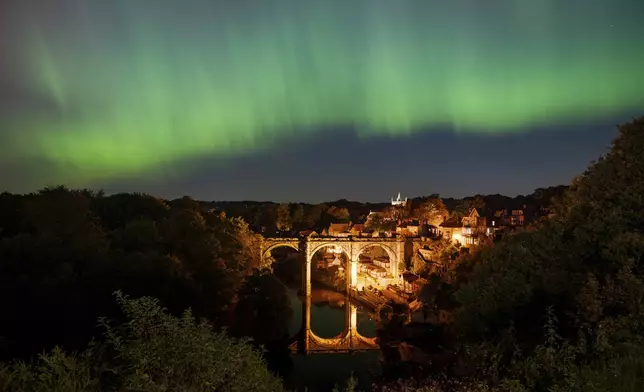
[[461, 208, 483, 227], [439, 217, 463, 243], [491, 208, 525, 228], [509, 209, 525, 226], [396, 222, 420, 237], [485, 214, 503, 237], [440, 208, 486, 246], [461, 208, 486, 246]]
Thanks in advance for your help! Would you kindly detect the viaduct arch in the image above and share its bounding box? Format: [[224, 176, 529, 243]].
[[261, 241, 302, 260], [260, 236, 406, 353], [289, 297, 379, 354], [260, 237, 405, 294]]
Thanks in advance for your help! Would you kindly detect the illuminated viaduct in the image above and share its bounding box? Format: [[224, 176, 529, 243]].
[[260, 236, 406, 353]]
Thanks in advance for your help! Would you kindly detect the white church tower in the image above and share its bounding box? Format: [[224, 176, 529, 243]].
[[391, 192, 408, 206]]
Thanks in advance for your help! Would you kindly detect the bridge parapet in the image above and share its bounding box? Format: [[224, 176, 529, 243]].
[[262, 236, 405, 241]]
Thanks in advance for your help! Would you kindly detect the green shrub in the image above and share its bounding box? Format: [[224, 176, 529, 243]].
[[0, 348, 97, 392], [0, 292, 284, 392]]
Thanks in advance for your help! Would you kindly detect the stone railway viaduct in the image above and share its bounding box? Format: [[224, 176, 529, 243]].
[[260, 236, 411, 353]]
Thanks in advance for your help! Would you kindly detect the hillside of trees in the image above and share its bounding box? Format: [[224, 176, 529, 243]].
[[0, 190, 297, 390]]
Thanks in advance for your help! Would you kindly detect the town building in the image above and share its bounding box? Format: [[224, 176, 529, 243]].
[[509, 209, 525, 226], [396, 223, 420, 237], [327, 223, 351, 237], [491, 208, 527, 229], [350, 224, 366, 236], [402, 272, 421, 293], [439, 208, 488, 246], [461, 208, 487, 246], [485, 216, 501, 236], [438, 217, 463, 243]]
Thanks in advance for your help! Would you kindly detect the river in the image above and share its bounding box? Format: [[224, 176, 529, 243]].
[[281, 286, 381, 391]]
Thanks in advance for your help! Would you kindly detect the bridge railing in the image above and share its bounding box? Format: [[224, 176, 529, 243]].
[[262, 236, 405, 242]]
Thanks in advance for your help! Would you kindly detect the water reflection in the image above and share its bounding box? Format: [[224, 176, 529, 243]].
[[270, 253, 383, 390], [283, 286, 380, 391], [300, 287, 377, 338]]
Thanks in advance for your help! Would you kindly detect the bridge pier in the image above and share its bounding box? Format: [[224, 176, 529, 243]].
[[302, 247, 312, 354], [346, 302, 359, 347], [303, 256, 312, 298], [302, 295, 311, 354], [345, 257, 356, 295], [349, 258, 358, 292]]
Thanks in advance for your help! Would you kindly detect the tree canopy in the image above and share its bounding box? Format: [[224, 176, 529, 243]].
[[0, 190, 269, 361]]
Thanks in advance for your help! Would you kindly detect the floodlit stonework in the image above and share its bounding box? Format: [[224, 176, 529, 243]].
[[261, 236, 405, 294], [260, 237, 400, 353]]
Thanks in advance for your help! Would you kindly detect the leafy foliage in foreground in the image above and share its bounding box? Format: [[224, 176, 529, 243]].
[[0, 293, 284, 392]]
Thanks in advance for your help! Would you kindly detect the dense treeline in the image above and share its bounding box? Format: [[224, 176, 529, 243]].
[[0, 190, 290, 362], [395, 117, 644, 391], [205, 200, 372, 234], [207, 189, 567, 235]]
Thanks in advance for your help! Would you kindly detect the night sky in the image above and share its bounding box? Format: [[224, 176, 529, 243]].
[[1, 1, 643, 202]]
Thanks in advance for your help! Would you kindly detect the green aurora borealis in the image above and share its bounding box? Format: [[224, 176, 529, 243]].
[[3, 0, 644, 185]]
